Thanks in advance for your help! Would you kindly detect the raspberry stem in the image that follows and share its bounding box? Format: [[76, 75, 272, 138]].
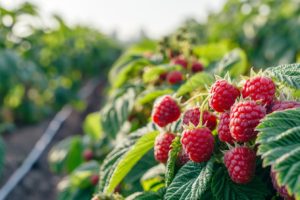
[[198, 96, 209, 128], [182, 93, 208, 106]]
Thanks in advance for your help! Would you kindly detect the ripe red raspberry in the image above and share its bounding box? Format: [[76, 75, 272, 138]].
[[270, 171, 295, 200], [191, 61, 204, 73], [181, 127, 214, 162], [271, 100, 300, 112], [167, 71, 183, 84], [182, 108, 217, 130], [154, 133, 175, 163], [171, 56, 188, 68], [83, 149, 93, 161], [230, 101, 266, 142], [242, 76, 276, 106], [152, 95, 181, 127], [218, 112, 234, 144], [209, 80, 240, 112], [90, 174, 99, 186], [224, 146, 256, 184]]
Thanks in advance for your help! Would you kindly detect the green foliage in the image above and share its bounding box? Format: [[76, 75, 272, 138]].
[[211, 167, 270, 200], [141, 164, 165, 191], [142, 65, 181, 84], [184, 0, 300, 67], [109, 39, 157, 84], [57, 178, 95, 200], [83, 112, 102, 141], [193, 41, 231, 63], [48, 136, 83, 173], [137, 88, 174, 105], [164, 160, 214, 200], [100, 87, 136, 139], [214, 48, 248, 77], [104, 130, 159, 193], [176, 72, 213, 96], [0, 2, 121, 127], [99, 124, 158, 194], [112, 58, 150, 89], [256, 108, 300, 199], [70, 161, 99, 188], [126, 188, 165, 200], [165, 137, 181, 187], [267, 63, 300, 89]]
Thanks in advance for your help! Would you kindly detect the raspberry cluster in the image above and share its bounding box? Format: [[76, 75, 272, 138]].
[[151, 74, 299, 190], [158, 56, 205, 85]]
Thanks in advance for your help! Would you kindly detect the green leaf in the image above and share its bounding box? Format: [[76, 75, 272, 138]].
[[164, 160, 214, 200], [109, 55, 143, 83], [193, 42, 231, 62], [99, 124, 158, 194], [211, 167, 270, 200], [48, 136, 83, 173], [165, 137, 181, 187], [137, 88, 173, 105], [105, 131, 159, 193], [142, 65, 181, 84], [57, 178, 94, 200], [256, 108, 300, 199], [70, 161, 99, 188], [176, 72, 213, 96], [215, 48, 248, 77], [83, 112, 102, 141], [100, 87, 136, 139], [126, 188, 165, 200], [112, 58, 150, 89], [266, 63, 300, 89], [141, 164, 165, 191], [142, 67, 166, 84]]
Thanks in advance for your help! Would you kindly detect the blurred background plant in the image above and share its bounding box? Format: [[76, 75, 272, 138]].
[[0, 2, 121, 132], [182, 0, 300, 68]]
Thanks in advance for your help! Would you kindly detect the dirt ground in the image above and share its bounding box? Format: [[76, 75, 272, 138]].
[[0, 81, 105, 200]]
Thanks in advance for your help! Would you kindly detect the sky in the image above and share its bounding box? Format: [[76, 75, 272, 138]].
[[2, 0, 226, 41]]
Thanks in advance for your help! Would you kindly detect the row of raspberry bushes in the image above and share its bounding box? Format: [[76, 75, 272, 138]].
[[0, 2, 121, 130], [50, 31, 299, 199]]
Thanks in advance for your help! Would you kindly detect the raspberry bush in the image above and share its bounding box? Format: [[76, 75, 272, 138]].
[[48, 31, 300, 199]]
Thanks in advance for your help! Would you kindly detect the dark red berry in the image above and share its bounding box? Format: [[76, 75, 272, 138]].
[[167, 71, 183, 84], [154, 133, 175, 163], [224, 146, 256, 184], [182, 108, 217, 130], [209, 79, 240, 112], [218, 112, 234, 144], [242, 76, 276, 106], [83, 149, 93, 161], [181, 127, 214, 162], [159, 72, 168, 80], [271, 100, 300, 112], [176, 149, 190, 167], [271, 170, 295, 200], [171, 56, 188, 69], [191, 61, 204, 73], [90, 174, 99, 186], [230, 101, 266, 142], [152, 95, 181, 127]]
